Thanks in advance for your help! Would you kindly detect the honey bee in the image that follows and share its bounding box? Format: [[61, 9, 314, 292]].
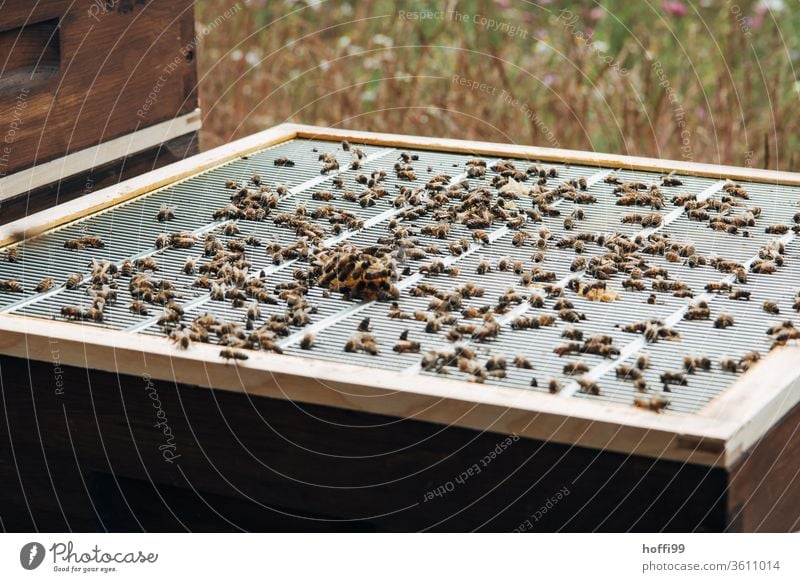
[[34, 278, 55, 293], [719, 358, 739, 372], [224, 221, 240, 236], [714, 313, 735, 329], [751, 260, 776, 274], [561, 327, 583, 341], [220, 348, 249, 361], [661, 172, 683, 187], [394, 339, 421, 354], [683, 355, 712, 373], [64, 239, 85, 250], [660, 371, 687, 390], [60, 305, 84, 320], [157, 205, 176, 222], [84, 307, 104, 322], [299, 333, 315, 350], [739, 351, 761, 371], [615, 365, 642, 381], [763, 300, 780, 315], [183, 257, 198, 275], [623, 278, 646, 292], [728, 288, 751, 301], [554, 342, 582, 357], [477, 260, 491, 275], [548, 378, 562, 394], [558, 309, 585, 323], [633, 394, 670, 413], [577, 379, 599, 395], [129, 300, 151, 315], [636, 355, 650, 370], [765, 223, 789, 235], [513, 355, 533, 369], [157, 309, 182, 327], [64, 273, 83, 289], [472, 230, 489, 244], [5, 247, 21, 262], [274, 156, 295, 167], [81, 235, 105, 249], [135, 257, 160, 272], [563, 362, 589, 375]]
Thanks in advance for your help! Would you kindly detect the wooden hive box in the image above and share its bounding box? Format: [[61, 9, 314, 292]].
[[0, 124, 798, 532], [0, 0, 201, 222]]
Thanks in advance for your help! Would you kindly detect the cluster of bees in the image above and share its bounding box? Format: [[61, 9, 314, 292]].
[[6, 140, 800, 417]]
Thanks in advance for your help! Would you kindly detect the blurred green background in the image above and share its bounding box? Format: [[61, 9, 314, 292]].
[[194, 0, 800, 170]]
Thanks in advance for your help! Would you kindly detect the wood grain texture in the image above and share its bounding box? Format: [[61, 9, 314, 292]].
[[0, 131, 199, 224], [726, 400, 800, 532], [0, 355, 730, 532], [0, 313, 735, 469], [0, 0, 198, 177]]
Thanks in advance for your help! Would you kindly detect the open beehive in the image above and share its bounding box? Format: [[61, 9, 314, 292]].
[[1, 124, 799, 469]]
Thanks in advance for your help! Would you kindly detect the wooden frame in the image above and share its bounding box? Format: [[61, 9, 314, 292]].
[[2, 123, 799, 470]]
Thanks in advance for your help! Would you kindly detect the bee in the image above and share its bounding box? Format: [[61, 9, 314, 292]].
[[246, 302, 261, 321], [64, 273, 83, 289], [34, 278, 55, 293], [751, 261, 776, 274], [570, 257, 586, 272], [5, 247, 21, 262], [158, 309, 182, 327], [561, 327, 583, 341], [623, 278, 646, 292], [763, 300, 780, 315], [660, 371, 687, 390], [683, 355, 712, 373], [563, 362, 589, 375], [476, 260, 491, 275], [84, 307, 104, 322], [394, 339, 421, 354], [60, 305, 84, 320], [739, 351, 761, 371], [82, 235, 105, 249], [129, 300, 151, 315], [156, 205, 176, 222], [633, 394, 670, 413], [183, 257, 198, 275], [615, 365, 642, 381], [299, 333, 315, 350], [704, 282, 731, 294], [577, 379, 599, 395], [512, 232, 531, 247], [513, 355, 533, 369], [472, 230, 489, 244], [274, 156, 295, 167], [728, 289, 751, 301], [559, 309, 585, 323], [358, 317, 372, 332], [720, 358, 739, 372], [220, 348, 249, 361], [548, 378, 561, 394], [484, 356, 506, 372], [64, 239, 85, 250], [661, 172, 683, 187], [765, 223, 789, 235], [224, 221, 240, 236], [714, 313, 735, 329], [135, 257, 160, 272]]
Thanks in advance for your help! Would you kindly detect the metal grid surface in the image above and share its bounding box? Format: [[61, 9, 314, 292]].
[[2, 136, 799, 415]]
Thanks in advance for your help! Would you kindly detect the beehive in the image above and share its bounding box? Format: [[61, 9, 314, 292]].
[[1, 125, 800, 531]]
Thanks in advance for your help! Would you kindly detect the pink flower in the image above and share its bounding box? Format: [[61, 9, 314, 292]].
[[589, 7, 605, 21], [662, 0, 688, 17]]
